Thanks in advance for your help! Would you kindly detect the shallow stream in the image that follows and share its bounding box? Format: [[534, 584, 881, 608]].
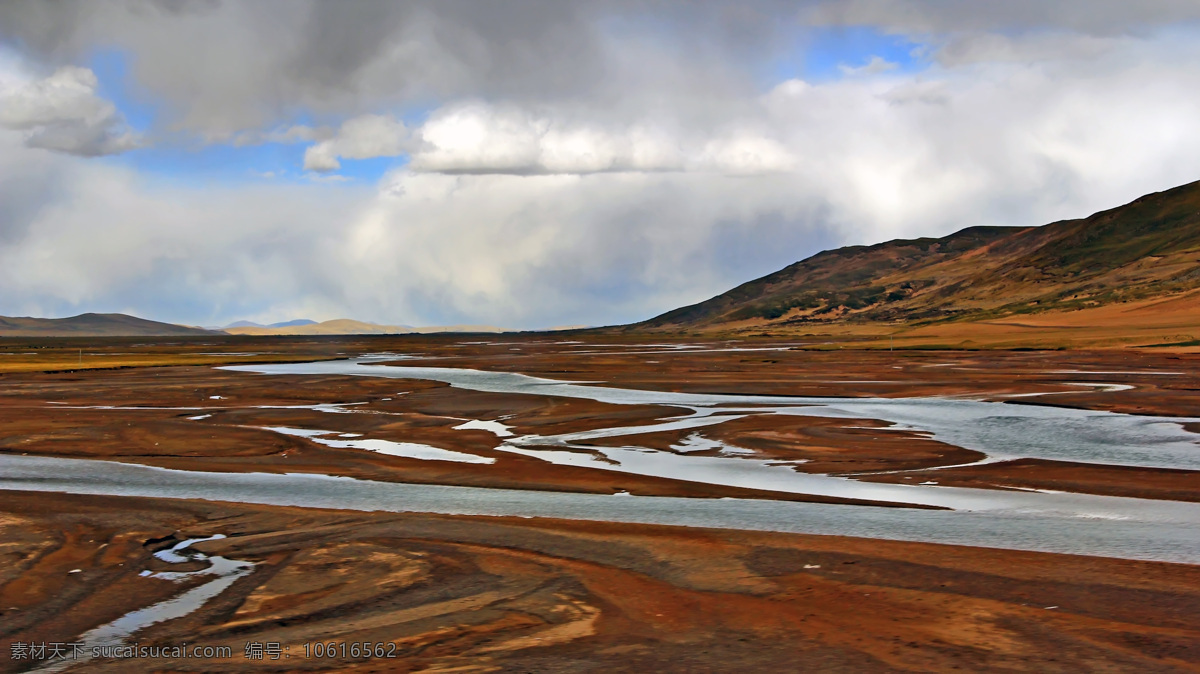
[[2, 454, 1198, 563], [3, 357, 1199, 563]]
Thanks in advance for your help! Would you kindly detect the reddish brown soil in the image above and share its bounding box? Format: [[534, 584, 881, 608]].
[[2, 336, 1198, 671], [2, 490, 1198, 673], [706, 415, 985, 472], [2, 336, 1197, 506], [371, 337, 1200, 502], [0, 366, 910, 507], [581, 414, 986, 474], [864, 458, 1200, 502], [371, 338, 1200, 417]]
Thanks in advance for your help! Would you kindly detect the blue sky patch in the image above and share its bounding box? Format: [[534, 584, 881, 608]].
[[87, 49, 407, 185], [89, 49, 159, 133], [770, 26, 927, 85]]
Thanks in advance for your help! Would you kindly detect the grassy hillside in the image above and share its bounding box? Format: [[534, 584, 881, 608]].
[[637, 179, 1200, 338]]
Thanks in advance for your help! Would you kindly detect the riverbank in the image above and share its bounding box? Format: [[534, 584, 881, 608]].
[[2, 489, 1198, 673]]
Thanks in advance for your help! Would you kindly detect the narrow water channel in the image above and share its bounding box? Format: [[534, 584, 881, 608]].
[[2, 454, 1198, 563]]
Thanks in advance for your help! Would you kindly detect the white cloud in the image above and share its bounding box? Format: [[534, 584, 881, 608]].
[[803, 0, 1200, 34], [411, 104, 548, 173], [0, 131, 367, 322], [400, 103, 792, 176], [839, 55, 899, 76], [0, 65, 140, 156], [0, 2, 759, 141], [879, 79, 950, 106], [6, 26, 1200, 328], [2, 11, 1200, 329], [303, 114, 412, 172], [304, 172, 351, 183], [696, 131, 797, 175], [233, 124, 331, 147], [303, 104, 694, 176], [934, 32, 1127, 67]]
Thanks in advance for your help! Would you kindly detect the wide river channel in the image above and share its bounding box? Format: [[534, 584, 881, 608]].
[[2, 357, 1198, 563]]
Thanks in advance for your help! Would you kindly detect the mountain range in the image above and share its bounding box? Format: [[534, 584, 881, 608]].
[[222, 319, 506, 336], [223, 319, 318, 329], [222, 316, 506, 333], [0, 315, 507, 338]]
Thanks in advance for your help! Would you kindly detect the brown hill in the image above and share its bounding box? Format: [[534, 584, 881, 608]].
[[636, 179, 1200, 346], [0, 313, 217, 337]]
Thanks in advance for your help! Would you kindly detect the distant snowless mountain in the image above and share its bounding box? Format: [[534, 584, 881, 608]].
[[221, 319, 506, 335], [0, 313, 217, 337], [0, 314, 507, 338], [222, 319, 319, 329], [0, 315, 510, 337]]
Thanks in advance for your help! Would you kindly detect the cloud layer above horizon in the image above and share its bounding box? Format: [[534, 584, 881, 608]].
[[2, 0, 1200, 328]]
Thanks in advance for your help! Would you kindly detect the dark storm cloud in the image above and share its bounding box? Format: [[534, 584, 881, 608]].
[[3, 0, 1197, 140], [0, 1, 618, 137], [805, 0, 1200, 34]]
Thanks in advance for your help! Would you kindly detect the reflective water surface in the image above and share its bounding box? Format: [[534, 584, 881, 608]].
[[32, 535, 254, 673], [4, 453, 1199, 564], [224, 359, 1200, 470], [5, 357, 1198, 566]]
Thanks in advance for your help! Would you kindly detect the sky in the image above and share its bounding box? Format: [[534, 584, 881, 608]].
[[1, 1, 1200, 329]]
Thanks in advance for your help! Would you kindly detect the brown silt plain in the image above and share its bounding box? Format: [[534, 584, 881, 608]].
[[1, 334, 1199, 672]]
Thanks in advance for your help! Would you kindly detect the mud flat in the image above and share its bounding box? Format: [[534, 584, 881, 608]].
[[580, 413, 988, 474], [351, 338, 1200, 502], [2, 490, 1199, 673], [2, 334, 1199, 671], [225, 350, 1200, 504], [862, 458, 1200, 502], [0, 365, 911, 507]]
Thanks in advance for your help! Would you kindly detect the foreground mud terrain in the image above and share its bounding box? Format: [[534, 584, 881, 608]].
[[2, 490, 1199, 673], [1, 335, 1199, 671]]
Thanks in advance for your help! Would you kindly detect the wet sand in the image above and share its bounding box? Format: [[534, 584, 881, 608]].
[[2, 490, 1198, 673]]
